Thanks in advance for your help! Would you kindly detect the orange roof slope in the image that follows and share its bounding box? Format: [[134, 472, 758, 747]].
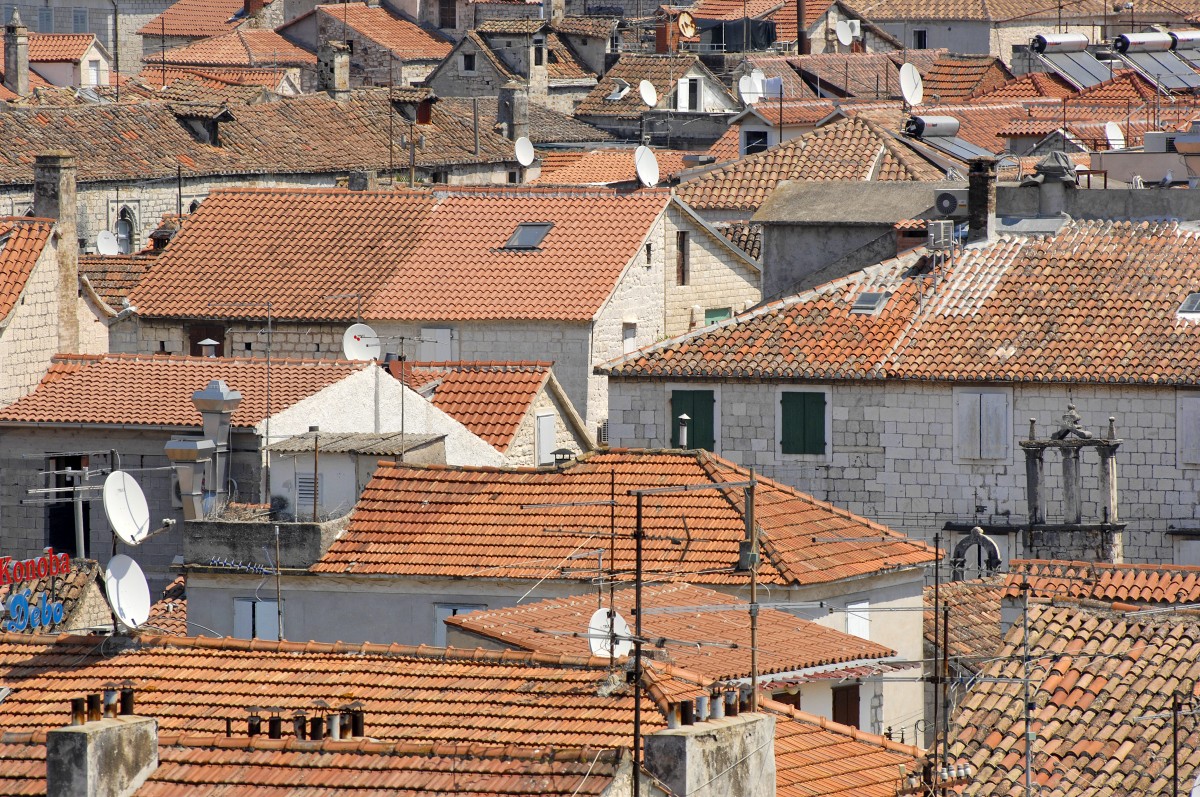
[[138, 0, 276, 38], [0, 33, 97, 63], [153, 29, 315, 68], [973, 71, 1076, 100], [146, 576, 188, 635], [79, 253, 157, 310], [919, 53, 1013, 102], [312, 449, 936, 585], [949, 603, 1200, 795], [0, 354, 366, 428], [604, 221, 1200, 385], [0, 218, 54, 321], [575, 53, 699, 118], [128, 187, 670, 323], [313, 3, 452, 60], [532, 148, 691, 185], [447, 582, 897, 680], [675, 117, 944, 213], [0, 735, 625, 797], [390, 361, 552, 450]]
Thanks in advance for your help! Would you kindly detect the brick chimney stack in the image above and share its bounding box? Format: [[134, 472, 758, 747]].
[[498, 82, 529, 141], [4, 10, 29, 97], [317, 40, 351, 101], [244, 0, 265, 18], [966, 157, 996, 243], [33, 152, 80, 353]]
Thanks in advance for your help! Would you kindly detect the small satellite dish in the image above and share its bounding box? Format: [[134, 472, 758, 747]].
[[836, 19, 854, 47], [638, 79, 658, 108], [1105, 120, 1126, 150], [750, 68, 766, 85], [514, 136, 535, 167], [96, 230, 119, 256], [103, 471, 150, 546], [900, 63, 924, 106], [104, 554, 151, 630], [342, 322, 381, 361], [634, 145, 660, 187], [677, 11, 697, 38], [737, 74, 762, 104], [588, 607, 634, 658]]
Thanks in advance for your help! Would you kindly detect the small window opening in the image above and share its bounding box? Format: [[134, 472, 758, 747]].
[[606, 78, 631, 101], [850, 291, 891, 314], [645, 242, 652, 264], [505, 222, 553, 249]]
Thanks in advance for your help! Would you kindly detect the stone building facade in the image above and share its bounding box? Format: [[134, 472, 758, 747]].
[[5, 0, 172, 77]]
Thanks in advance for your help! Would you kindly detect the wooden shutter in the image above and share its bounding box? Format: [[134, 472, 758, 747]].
[[832, 684, 860, 728], [954, 391, 982, 459], [1181, 396, 1200, 465], [979, 392, 1009, 460], [671, 390, 715, 450], [676, 78, 689, 111], [781, 392, 825, 455]]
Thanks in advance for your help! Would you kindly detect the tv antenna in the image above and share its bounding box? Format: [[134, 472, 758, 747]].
[[96, 231, 119, 256], [900, 62, 924, 108], [634, 145, 660, 187], [514, 136, 535, 168], [104, 554, 151, 631]]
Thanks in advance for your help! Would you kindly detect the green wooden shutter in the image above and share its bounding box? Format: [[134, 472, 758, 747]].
[[781, 392, 826, 455], [671, 390, 715, 450]]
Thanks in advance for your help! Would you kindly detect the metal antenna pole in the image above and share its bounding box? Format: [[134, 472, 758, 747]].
[[633, 491, 644, 796], [1023, 578, 1032, 797], [72, 468, 86, 558], [932, 530, 941, 793], [275, 524, 284, 640], [747, 468, 759, 711]]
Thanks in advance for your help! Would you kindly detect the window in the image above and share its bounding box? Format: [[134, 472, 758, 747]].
[[505, 222, 553, 249], [45, 455, 90, 559], [87, 59, 101, 86], [38, 7, 52, 32], [187, 324, 225, 356], [704, 307, 732, 325], [676, 77, 700, 111], [431, 170, 448, 184], [418, 327, 453, 361], [953, 387, 1011, 460], [832, 684, 860, 728], [670, 389, 715, 450], [439, 0, 456, 29], [533, 38, 545, 66], [743, 130, 769, 155], [461, 52, 476, 73], [846, 601, 869, 639], [296, 473, 322, 505], [115, 208, 135, 254], [850, 291, 891, 314], [73, 8, 88, 33], [780, 391, 827, 455], [605, 78, 631, 101], [536, 412, 556, 465], [434, 603, 485, 646], [644, 242, 652, 264], [1180, 292, 1200, 316], [676, 231, 689, 285], [912, 29, 928, 49], [1178, 393, 1200, 466], [233, 598, 279, 640], [507, 170, 520, 184], [622, 322, 637, 354]]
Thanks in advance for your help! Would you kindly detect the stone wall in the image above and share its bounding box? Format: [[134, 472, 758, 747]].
[[0, 236, 61, 406], [607, 378, 1187, 564], [664, 206, 760, 337], [503, 378, 590, 466]]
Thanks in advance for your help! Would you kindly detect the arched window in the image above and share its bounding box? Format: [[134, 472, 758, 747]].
[[115, 207, 135, 254]]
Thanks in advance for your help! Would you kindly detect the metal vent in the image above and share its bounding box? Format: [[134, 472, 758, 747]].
[[597, 420, 609, 445]]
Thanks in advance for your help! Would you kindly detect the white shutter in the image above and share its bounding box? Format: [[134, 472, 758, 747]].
[[536, 413, 556, 465], [979, 392, 1009, 460], [676, 78, 689, 111], [419, 328, 452, 361], [254, 601, 280, 641], [846, 601, 870, 639], [233, 599, 253, 639], [1180, 396, 1200, 465], [954, 391, 982, 459]]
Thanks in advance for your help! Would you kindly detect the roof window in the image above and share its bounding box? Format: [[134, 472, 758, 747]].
[[1181, 292, 1200, 316], [850, 291, 891, 314], [606, 78, 630, 101], [504, 222, 553, 249]]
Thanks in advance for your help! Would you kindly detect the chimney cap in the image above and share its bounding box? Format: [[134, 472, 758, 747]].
[[192, 379, 243, 413]]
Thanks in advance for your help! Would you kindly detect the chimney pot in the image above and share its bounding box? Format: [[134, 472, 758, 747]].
[[967, 158, 996, 243], [86, 694, 102, 723], [328, 713, 342, 741], [309, 716, 325, 740], [680, 700, 694, 725], [32, 152, 80, 353], [710, 691, 725, 719], [293, 713, 308, 740], [317, 41, 351, 101], [695, 694, 709, 722], [268, 716, 283, 739], [70, 698, 86, 726], [119, 687, 135, 716], [102, 689, 118, 719], [724, 690, 738, 717], [244, 0, 265, 18], [498, 82, 530, 142], [350, 709, 365, 738], [4, 12, 28, 97], [247, 715, 262, 737]]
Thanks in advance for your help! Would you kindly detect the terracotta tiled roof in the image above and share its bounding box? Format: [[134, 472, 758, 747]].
[[545, 32, 596, 80], [446, 582, 897, 680], [145, 576, 187, 636], [311, 3, 452, 60], [1007, 559, 1200, 604], [996, 118, 1061, 137], [920, 54, 1013, 102], [312, 449, 937, 584], [0, 218, 54, 322], [0, 354, 367, 428], [0, 33, 96, 63], [604, 220, 1200, 384], [714, 221, 762, 260], [531, 148, 691, 185], [138, 0, 276, 38], [152, 29, 316, 68], [127, 187, 671, 323], [768, 0, 838, 40], [439, 97, 613, 144], [923, 575, 1005, 674], [947, 602, 1200, 796], [477, 18, 551, 34], [0, 90, 519, 185], [389, 361, 552, 451], [865, 0, 1192, 21], [743, 55, 818, 99], [0, 735, 627, 796], [79, 253, 157, 311], [787, 50, 946, 99], [743, 99, 838, 126], [575, 53, 700, 118], [1073, 68, 1156, 101], [135, 64, 290, 92], [675, 117, 945, 213], [973, 71, 1077, 100], [554, 16, 619, 38], [705, 124, 740, 161]]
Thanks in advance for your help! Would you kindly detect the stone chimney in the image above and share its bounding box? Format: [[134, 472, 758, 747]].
[[47, 709, 158, 797], [549, 0, 565, 23], [317, 40, 351, 101], [4, 10, 29, 97], [966, 157, 996, 244], [645, 712, 776, 797], [33, 152, 80, 353], [1032, 151, 1077, 217], [244, 0, 265, 18], [498, 82, 529, 141]]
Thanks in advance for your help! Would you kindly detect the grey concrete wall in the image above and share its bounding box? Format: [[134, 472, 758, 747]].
[[997, 183, 1200, 222], [184, 517, 347, 570], [645, 714, 776, 797], [761, 224, 896, 300]]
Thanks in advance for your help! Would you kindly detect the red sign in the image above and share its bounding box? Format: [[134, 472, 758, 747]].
[[0, 549, 71, 586]]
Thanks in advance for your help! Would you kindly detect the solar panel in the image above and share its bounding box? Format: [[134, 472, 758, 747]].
[[1121, 51, 1200, 91], [1041, 51, 1112, 89], [920, 135, 994, 162]]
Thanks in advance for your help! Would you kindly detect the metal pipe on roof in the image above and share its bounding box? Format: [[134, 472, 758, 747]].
[[119, 687, 135, 716], [86, 694, 102, 723], [69, 698, 86, 726]]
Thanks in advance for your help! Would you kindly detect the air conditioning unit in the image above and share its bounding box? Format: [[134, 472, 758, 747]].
[[846, 19, 862, 37], [927, 219, 954, 250], [596, 420, 609, 446], [1144, 131, 1178, 153], [934, 188, 969, 218]]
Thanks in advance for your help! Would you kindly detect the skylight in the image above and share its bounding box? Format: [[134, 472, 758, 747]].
[[606, 78, 630, 101], [850, 291, 891, 315], [504, 222, 554, 250], [1180, 292, 1200, 316]]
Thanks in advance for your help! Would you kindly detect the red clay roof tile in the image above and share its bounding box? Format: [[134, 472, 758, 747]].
[[152, 29, 316, 68], [311, 3, 452, 61], [138, 0, 277, 38]]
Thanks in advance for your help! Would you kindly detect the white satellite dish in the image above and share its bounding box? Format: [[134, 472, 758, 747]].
[[342, 323, 381, 361], [677, 11, 697, 38], [761, 76, 784, 99], [900, 63, 924, 106], [638, 79, 658, 108], [104, 554, 151, 630], [103, 471, 150, 546], [1105, 120, 1126, 150], [634, 145, 660, 187], [588, 607, 634, 658], [836, 19, 854, 47], [738, 71, 764, 104], [514, 136, 535, 167], [96, 230, 119, 256]]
